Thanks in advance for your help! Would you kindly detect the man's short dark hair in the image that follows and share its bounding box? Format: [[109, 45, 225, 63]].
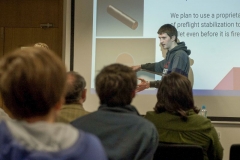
[[65, 71, 86, 104], [95, 63, 137, 107], [157, 24, 178, 42]]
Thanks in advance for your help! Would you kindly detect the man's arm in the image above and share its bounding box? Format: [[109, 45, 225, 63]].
[[132, 60, 164, 92], [136, 78, 160, 92], [149, 80, 160, 88], [131, 60, 165, 73], [131, 65, 141, 72], [141, 60, 165, 73]]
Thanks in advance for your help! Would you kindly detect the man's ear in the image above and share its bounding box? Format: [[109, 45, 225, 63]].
[[171, 35, 176, 42], [80, 89, 87, 104]]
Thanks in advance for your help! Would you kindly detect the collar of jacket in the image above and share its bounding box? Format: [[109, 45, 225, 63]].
[[98, 104, 140, 116]]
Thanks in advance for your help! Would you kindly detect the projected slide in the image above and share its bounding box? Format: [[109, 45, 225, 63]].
[[92, 0, 240, 95], [95, 38, 155, 82]]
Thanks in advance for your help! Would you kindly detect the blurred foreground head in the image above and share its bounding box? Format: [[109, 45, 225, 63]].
[[0, 47, 66, 120], [95, 63, 137, 107], [34, 42, 50, 50]]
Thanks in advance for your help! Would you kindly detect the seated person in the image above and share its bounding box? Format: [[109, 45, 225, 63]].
[[0, 107, 10, 119], [56, 71, 89, 123], [145, 72, 223, 160], [71, 63, 159, 160], [0, 47, 107, 160]]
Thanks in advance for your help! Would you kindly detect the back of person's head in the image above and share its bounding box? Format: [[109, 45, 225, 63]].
[[0, 47, 66, 120], [95, 63, 137, 107], [65, 71, 86, 104], [154, 72, 199, 121], [157, 24, 178, 42]]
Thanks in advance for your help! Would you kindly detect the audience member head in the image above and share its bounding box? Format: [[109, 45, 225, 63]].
[[154, 72, 199, 121], [34, 42, 50, 50], [157, 24, 178, 43], [65, 71, 87, 105], [0, 47, 66, 121], [95, 63, 137, 107]]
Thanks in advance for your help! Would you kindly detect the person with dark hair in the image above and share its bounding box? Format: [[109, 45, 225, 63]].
[[56, 71, 89, 123], [132, 24, 191, 92], [0, 47, 107, 160], [145, 72, 223, 160], [71, 63, 159, 160]]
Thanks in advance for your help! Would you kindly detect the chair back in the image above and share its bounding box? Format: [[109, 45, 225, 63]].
[[153, 143, 204, 160], [230, 144, 240, 160]]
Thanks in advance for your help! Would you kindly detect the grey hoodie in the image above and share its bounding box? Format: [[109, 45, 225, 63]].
[[141, 42, 191, 88], [0, 118, 107, 160]]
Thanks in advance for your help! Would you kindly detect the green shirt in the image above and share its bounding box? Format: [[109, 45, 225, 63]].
[[145, 109, 223, 160], [56, 104, 89, 123]]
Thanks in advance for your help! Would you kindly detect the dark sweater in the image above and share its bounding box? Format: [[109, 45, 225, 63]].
[[141, 42, 191, 88], [71, 104, 159, 160]]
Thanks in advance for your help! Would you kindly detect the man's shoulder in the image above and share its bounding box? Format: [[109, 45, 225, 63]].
[[174, 49, 188, 55], [130, 113, 158, 130], [61, 103, 83, 109], [71, 111, 98, 124], [170, 50, 189, 60], [72, 109, 153, 127], [146, 111, 157, 116]]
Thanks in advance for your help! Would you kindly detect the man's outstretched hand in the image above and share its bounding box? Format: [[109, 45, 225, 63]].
[[136, 78, 150, 92]]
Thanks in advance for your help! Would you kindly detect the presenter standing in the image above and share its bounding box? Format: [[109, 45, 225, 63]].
[[132, 24, 191, 92]]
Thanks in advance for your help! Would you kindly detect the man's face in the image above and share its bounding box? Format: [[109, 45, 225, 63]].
[[159, 43, 167, 58], [158, 33, 175, 50]]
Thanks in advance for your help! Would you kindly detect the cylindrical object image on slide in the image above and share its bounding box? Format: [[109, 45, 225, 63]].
[[107, 5, 138, 30]]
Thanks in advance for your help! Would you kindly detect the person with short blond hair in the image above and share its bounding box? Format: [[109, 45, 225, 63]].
[[0, 47, 107, 160], [34, 42, 50, 50]]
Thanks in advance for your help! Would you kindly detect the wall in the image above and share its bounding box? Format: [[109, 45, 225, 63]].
[[213, 122, 240, 160]]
